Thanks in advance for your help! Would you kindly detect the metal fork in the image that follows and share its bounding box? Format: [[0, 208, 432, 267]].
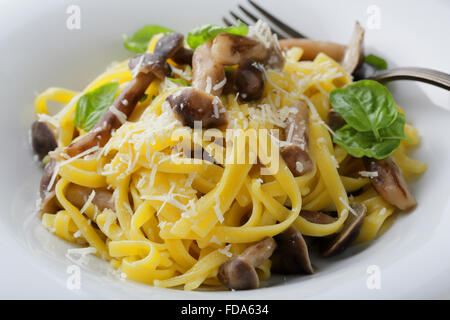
[[224, 0, 450, 91]]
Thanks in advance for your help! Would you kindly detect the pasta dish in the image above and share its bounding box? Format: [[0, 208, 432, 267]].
[[30, 20, 426, 290]]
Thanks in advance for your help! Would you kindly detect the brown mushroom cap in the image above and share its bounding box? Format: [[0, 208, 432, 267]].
[[280, 145, 314, 177], [271, 226, 314, 275], [218, 237, 276, 290], [218, 257, 259, 290], [166, 88, 227, 129], [320, 202, 367, 257], [235, 59, 265, 102], [65, 184, 114, 212], [31, 120, 57, 160], [211, 34, 267, 66], [326, 109, 346, 132], [128, 53, 171, 80], [363, 156, 416, 210], [300, 210, 337, 224], [153, 32, 184, 59], [172, 47, 194, 66]]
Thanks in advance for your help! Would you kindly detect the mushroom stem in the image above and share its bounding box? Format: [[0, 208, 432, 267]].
[[280, 100, 314, 176], [66, 33, 185, 157], [363, 156, 416, 210], [218, 237, 276, 290]]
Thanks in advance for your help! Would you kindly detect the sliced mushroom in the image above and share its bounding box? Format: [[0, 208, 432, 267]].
[[279, 21, 364, 74], [65, 184, 114, 211], [39, 158, 60, 217], [321, 202, 367, 257], [211, 34, 267, 66], [66, 33, 185, 157], [279, 39, 346, 62], [326, 109, 346, 131], [246, 20, 285, 70], [363, 156, 416, 210], [341, 21, 365, 74], [128, 53, 171, 79], [153, 32, 184, 60], [280, 101, 314, 176], [234, 59, 265, 102], [192, 42, 226, 96], [40, 158, 57, 199], [39, 192, 60, 218], [31, 120, 57, 160], [172, 47, 194, 66], [300, 210, 337, 224], [218, 237, 276, 290], [271, 226, 314, 274], [166, 87, 227, 129]]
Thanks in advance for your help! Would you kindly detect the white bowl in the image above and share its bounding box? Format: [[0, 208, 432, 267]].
[[0, 0, 449, 299]]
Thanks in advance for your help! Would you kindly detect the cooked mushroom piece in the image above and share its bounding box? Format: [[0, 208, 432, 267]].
[[280, 101, 314, 176], [31, 120, 57, 160], [321, 202, 367, 257], [363, 156, 417, 210], [66, 33, 186, 157], [326, 109, 346, 131], [271, 226, 314, 274], [279, 39, 346, 62], [341, 21, 365, 74], [166, 88, 227, 129], [65, 184, 114, 211], [40, 158, 57, 199], [153, 32, 184, 59], [279, 21, 364, 74], [192, 42, 226, 96], [128, 53, 171, 79], [172, 47, 194, 66], [234, 59, 265, 102], [211, 34, 267, 66], [300, 210, 337, 224], [218, 237, 276, 290]]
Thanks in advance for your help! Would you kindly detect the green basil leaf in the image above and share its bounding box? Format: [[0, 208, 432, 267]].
[[167, 77, 190, 86], [329, 80, 399, 140], [74, 82, 119, 131], [364, 54, 388, 70], [123, 25, 173, 53], [333, 114, 409, 159], [187, 21, 248, 50]]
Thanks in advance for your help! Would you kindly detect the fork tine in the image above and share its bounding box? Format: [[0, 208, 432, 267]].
[[223, 17, 233, 27], [237, 5, 287, 39], [229, 11, 251, 27], [247, 0, 307, 38]]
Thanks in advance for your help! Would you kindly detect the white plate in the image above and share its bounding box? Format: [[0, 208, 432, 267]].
[[0, 0, 449, 299]]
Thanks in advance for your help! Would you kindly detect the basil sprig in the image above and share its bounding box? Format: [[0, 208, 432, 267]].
[[123, 25, 173, 53], [330, 80, 410, 159], [74, 82, 119, 131], [187, 21, 248, 49]]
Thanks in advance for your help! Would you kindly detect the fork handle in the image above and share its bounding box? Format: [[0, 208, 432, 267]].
[[371, 67, 450, 90]]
